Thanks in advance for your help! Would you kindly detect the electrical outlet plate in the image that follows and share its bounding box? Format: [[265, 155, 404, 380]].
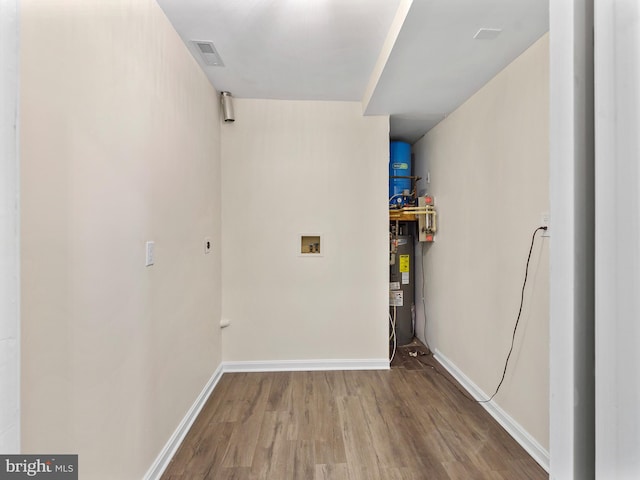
[[541, 213, 550, 237], [204, 237, 212, 254]]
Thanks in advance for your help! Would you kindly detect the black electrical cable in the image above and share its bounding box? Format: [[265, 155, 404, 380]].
[[478, 225, 547, 404], [410, 225, 547, 405], [400, 225, 546, 406]]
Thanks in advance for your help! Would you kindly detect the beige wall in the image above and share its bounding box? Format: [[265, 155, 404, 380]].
[[20, 1, 222, 478], [413, 34, 550, 450], [221, 99, 389, 362]]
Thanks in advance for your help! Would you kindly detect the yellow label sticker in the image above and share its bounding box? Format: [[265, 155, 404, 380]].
[[399, 255, 410, 273]]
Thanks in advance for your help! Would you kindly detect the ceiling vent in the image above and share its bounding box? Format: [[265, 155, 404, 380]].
[[473, 28, 503, 40], [192, 41, 225, 67]]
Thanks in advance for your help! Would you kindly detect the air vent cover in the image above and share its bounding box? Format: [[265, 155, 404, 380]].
[[192, 41, 224, 67]]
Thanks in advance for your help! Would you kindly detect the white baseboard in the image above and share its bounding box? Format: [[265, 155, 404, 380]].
[[222, 358, 390, 373], [143, 363, 224, 480], [433, 349, 550, 472]]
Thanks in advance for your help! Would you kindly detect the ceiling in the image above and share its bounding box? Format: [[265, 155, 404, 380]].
[[157, 0, 548, 144]]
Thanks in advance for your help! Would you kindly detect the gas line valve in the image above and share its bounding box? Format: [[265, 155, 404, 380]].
[[418, 195, 437, 242]]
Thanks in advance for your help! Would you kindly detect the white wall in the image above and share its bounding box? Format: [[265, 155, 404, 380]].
[[0, 0, 20, 454], [221, 99, 389, 363], [595, 1, 640, 478], [549, 1, 596, 478], [413, 34, 549, 453], [20, 1, 222, 478]]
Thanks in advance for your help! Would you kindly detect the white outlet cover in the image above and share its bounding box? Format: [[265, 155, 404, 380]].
[[204, 237, 212, 254], [541, 213, 550, 237]]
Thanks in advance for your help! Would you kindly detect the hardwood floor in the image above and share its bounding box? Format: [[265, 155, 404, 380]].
[[161, 348, 548, 480]]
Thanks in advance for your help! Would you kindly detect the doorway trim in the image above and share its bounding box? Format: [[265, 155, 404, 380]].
[[0, 0, 21, 454], [549, 1, 596, 478]]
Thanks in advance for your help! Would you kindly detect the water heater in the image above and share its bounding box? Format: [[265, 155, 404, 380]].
[[389, 235, 414, 345]]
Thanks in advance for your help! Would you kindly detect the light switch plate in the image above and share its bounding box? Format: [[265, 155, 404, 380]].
[[145, 241, 155, 266]]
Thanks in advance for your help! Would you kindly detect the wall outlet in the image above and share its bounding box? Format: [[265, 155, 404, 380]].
[[541, 213, 550, 237], [204, 237, 212, 254]]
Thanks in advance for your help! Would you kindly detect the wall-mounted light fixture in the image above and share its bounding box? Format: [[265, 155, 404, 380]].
[[221, 91, 235, 123]]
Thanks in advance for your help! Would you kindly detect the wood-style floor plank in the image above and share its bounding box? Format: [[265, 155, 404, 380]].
[[161, 351, 548, 480], [315, 463, 349, 480]]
